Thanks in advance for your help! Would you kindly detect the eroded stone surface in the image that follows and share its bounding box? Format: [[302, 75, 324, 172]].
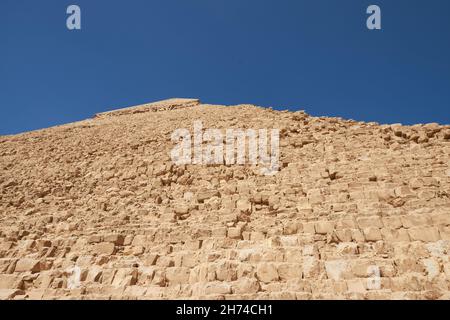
[[0, 98, 449, 300]]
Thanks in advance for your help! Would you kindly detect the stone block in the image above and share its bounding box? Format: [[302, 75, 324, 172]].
[[315, 221, 334, 235], [256, 263, 279, 283], [165, 267, 191, 285], [14, 259, 40, 273], [93, 242, 116, 255], [231, 278, 260, 294], [408, 227, 440, 242], [363, 227, 383, 242]]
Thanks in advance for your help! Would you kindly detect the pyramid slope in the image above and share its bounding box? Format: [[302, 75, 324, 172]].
[[0, 99, 450, 300]]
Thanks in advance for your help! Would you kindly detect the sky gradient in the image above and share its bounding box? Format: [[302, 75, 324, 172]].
[[1, 0, 450, 134]]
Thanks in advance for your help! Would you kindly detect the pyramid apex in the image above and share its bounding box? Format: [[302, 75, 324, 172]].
[[94, 98, 200, 118]]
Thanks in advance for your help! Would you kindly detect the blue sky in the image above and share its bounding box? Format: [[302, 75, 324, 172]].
[[1, 0, 450, 134]]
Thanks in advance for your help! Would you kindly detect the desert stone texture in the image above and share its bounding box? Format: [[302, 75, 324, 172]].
[[1, 98, 450, 300]]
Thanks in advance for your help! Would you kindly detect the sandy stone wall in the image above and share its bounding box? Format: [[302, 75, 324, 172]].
[[0, 99, 449, 300]]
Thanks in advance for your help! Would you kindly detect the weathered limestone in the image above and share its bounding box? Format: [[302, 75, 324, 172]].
[[0, 98, 449, 300]]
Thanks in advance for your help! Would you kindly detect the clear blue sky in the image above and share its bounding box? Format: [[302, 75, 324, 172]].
[[1, 0, 450, 135]]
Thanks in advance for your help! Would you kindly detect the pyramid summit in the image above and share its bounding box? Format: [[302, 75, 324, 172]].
[[0, 98, 450, 300], [94, 98, 201, 118]]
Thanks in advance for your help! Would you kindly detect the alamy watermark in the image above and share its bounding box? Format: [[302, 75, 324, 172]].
[[171, 121, 280, 176], [66, 5, 81, 30], [367, 5, 381, 30], [65, 5, 380, 31]]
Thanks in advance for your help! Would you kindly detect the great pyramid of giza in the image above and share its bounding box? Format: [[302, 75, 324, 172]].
[[1, 98, 449, 300]]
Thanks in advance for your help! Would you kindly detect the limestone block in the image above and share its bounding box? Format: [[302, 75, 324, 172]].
[[278, 263, 302, 280], [325, 260, 349, 281], [14, 259, 40, 273], [103, 234, 125, 245], [93, 242, 116, 255], [256, 263, 279, 283], [0, 275, 23, 289], [315, 221, 335, 235], [165, 267, 191, 285], [408, 227, 440, 242], [401, 214, 431, 228], [363, 227, 383, 242], [357, 216, 383, 229], [231, 278, 260, 294]]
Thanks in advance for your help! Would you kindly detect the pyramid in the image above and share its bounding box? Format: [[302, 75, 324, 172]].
[[0, 98, 449, 300]]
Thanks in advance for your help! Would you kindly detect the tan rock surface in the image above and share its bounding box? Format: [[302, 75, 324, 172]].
[[0, 98, 449, 300]]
